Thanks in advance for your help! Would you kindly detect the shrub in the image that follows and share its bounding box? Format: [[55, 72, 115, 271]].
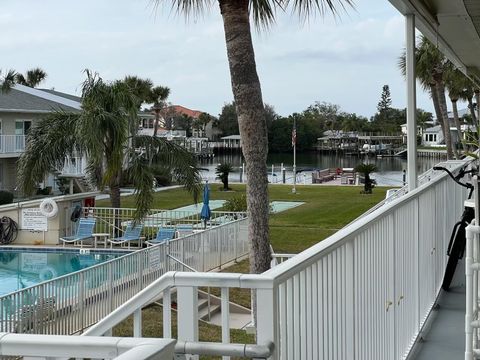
[[0, 191, 14, 205], [216, 163, 234, 190], [224, 194, 247, 212], [55, 178, 70, 195], [151, 165, 172, 187]]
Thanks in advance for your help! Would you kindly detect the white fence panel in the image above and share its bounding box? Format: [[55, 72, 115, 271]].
[[0, 217, 249, 335]]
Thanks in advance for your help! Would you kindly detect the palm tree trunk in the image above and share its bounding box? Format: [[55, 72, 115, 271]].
[[451, 99, 466, 152], [433, 77, 455, 159], [476, 90, 480, 126], [468, 97, 477, 124], [219, 0, 270, 274], [109, 175, 121, 209], [153, 108, 160, 137]]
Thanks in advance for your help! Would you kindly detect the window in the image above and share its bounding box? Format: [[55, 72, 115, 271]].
[[15, 120, 31, 151]]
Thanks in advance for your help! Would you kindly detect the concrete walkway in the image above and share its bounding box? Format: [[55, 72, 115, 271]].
[[411, 259, 465, 359]]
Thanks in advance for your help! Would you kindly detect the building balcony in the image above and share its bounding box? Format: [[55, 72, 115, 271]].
[[0, 135, 26, 157], [59, 155, 87, 177]]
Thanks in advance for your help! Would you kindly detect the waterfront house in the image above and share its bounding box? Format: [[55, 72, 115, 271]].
[[0, 85, 83, 192]]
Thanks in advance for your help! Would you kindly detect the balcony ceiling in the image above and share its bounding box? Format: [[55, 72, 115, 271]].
[[389, 0, 480, 86]]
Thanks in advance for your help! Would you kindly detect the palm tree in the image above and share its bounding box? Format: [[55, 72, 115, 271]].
[[15, 68, 47, 88], [154, 0, 353, 275], [445, 67, 472, 152], [17, 71, 201, 219], [0, 69, 17, 93], [146, 86, 170, 137], [216, 163, 234, 190], [355, 163, 377, 194], [123, 75, 155, 137], [399, 36, 456, 159]]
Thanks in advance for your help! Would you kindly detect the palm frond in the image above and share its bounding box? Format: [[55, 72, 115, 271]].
[[287, 0, 354, 20], [25, 68, 47, 88], [134, 134, 202, 198], [152, 0, 213, 22], [250, 0, 278, 28], [17, 111, 81, 194], [1, 69, 17, 93]]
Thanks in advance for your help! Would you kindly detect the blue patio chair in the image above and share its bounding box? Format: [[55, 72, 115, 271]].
[[146, 227, 176, 246], [60, 218, 96, 247], [108, 223, 144, 249]]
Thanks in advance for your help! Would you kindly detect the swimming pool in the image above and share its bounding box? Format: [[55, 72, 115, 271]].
[[0, 249, 125, 296]]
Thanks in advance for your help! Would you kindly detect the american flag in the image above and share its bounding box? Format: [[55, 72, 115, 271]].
[[292, 126, 296, 147]]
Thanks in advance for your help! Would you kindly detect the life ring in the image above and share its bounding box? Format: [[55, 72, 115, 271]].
[[39, 266, 58, 282], [39, 198, 58, 218], [70, 205, 82, 222]]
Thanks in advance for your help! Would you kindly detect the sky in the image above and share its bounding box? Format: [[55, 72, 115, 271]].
[[0, 0, 439, 118]]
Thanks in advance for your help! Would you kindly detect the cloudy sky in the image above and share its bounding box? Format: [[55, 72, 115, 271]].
[[1, 0, 438, 118]]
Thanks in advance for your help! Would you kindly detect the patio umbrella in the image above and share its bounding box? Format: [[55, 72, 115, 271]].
[[200, 182, 211, 228]]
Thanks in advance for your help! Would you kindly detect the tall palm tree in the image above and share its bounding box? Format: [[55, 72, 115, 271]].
[[123, 75, 155, 137], [154, 0, 353, 275], [399, 36, 456, 159], [445, 67, 472, 152], [15, 68, 47, 88], [17, 71, 201, 219], [0, 69, 17, 93], [146, 86, 170, 137]]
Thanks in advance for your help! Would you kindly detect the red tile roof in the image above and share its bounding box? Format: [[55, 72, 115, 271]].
[[164, 105, 203, 119]]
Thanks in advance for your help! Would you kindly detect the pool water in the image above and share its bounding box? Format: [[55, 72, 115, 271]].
[[270, 201, 305, 213], [0, 250, 123, 295]]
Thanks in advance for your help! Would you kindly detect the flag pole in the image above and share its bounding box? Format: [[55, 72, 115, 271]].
[[292, 118, 297, 194]]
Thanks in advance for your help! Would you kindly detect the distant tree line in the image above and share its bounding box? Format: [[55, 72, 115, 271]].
[[213, 95, 434, 153]]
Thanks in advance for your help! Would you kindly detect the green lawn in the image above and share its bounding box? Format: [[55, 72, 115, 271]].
[[98, 183, 388, 254]]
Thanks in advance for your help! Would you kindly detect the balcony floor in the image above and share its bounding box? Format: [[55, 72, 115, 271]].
[[412, 259, 465, 359]]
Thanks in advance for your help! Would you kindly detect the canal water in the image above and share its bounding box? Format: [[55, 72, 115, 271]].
[[198, 152, 440, 187]]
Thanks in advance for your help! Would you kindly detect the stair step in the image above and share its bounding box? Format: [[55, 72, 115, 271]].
[[207, 311, 252, 330], [198, 304, 220, 321], [197, 298, 209, 311]]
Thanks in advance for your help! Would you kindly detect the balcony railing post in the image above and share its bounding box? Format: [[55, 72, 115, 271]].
[[256, 285, 277, 360], [345, 240, 355, 358], [79, 272, 85, 332], [177, 286, 199, 359], [133, 308, 142, 338], [108, 263, 113, 313]]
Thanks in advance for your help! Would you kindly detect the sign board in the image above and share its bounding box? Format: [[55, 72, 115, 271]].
[[149, 249, 161, 271], [21, 208, 48, 231]]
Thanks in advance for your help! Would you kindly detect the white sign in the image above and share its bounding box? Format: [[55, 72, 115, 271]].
[[22, 208, 48, 231], [149, 249, 161, 270]]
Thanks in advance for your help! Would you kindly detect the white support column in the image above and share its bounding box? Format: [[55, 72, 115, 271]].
[[133, 308, 142, 338], [163, 287, 172, 338], [406, 13, 418, 191], [221, 287, 230, 360], [177, 286, 199, 360], [256, 287, 277, 360]]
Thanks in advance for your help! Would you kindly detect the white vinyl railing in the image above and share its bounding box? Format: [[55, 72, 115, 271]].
[[349, 160, 468, 224], [0, 333, 176, 359], [62, 207, 247, 243], [0, 135, 26, 154], [0, 217, 248, 336], [60, 155, 87, 176], [85, 159, 468, 360]]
